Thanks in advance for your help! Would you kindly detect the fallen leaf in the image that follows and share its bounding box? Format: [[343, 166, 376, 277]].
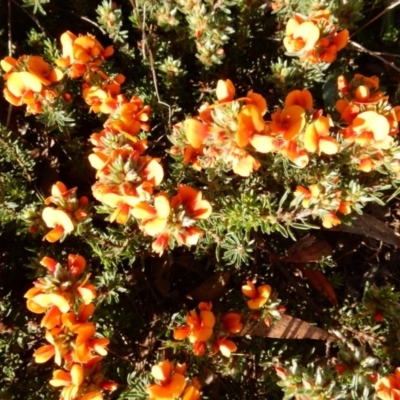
[[234, 313, 337, 341], [299, 266, 338, 306]]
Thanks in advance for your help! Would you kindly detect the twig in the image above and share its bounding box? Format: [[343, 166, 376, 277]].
[[129, 0, 173, 128], [7, 0, 12, 56], [349, 40, 400, 74], [11, 0, 50, 37], [350, 0, 400, 38], [6, 0, 13, 127], [76, 15, 106, 35], [51, 6, 106, 35]]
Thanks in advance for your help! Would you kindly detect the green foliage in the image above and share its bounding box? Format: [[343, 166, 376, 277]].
[[2, 0, 400, 399]]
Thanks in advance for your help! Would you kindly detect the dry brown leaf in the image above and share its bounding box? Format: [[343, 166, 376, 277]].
[[272, 235, 333, 263], [187, 272, 230, 302], [234, 313, 337, 341], [299, 266, 338, 306]]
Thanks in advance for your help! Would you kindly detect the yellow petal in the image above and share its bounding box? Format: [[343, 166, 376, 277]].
[[154, 194, 171, 218]]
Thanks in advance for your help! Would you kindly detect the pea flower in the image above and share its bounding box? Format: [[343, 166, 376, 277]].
[[242, 281, 272, 309]]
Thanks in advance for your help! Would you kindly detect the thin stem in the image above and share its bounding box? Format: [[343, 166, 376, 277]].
[[6, 0, 13, 127], [350, 0, 400, 38], [129, 0, 173, 128], [11, 0, 50, 37], [349, 40, 400, 74]]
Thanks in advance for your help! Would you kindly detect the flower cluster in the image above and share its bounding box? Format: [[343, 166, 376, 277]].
[[132, 185, 212, 254], [336, 74, 400, 172], [171, 79, 270, 177], [41, 181, 90, 242], [173, 302, 242, 358], [1, 30, 213, 255], [25, 254, 116, 399], [1, 55, 63, 114], [55, 31, 114, 79], [375, 367, 400, 400], [242, 281, 284, 327], [171, 80, 340, 176], [283, 10, 349, 64], [147, 360, 201, 400]]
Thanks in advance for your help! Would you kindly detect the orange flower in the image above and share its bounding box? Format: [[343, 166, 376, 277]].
[[184, 118, 213, 149], [2, 55, 63, 111], [56, 31, 114, 78], [192, 340, 206, 356], [321, 212, 341, 228], [24, 254, 95, 323], [42, 208, 75, 242], [242, 281, 271, 309], [42, 182, 90, 242], [182, 385, 201, 400], [280, 140, 309, 168], [171, 185, 212, 220], [132, 193, 171, 236], [236, 104, 266, 148], [375, 367, 400, 400], [269, 105, 306, 140], [50, 364, 84, 400], [222, 312, 243, 334], [344, 111, 392, 149], [303, 115, 339, 155], [284, 89, 313, 111], [174, 302, 216, 344], [106, 96, 151, 138], [212, 337, 237, 357], [284, 18, 320, 54], [147, 360, 187, 400]]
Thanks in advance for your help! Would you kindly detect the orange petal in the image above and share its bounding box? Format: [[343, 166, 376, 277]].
[[185, 118, 210, 149], [246, 90, 267, 115], [258, 285, 272, 299], [242, 281, 257, 298], [247, 297, 268, 309], [41, 305, 62, 329], [284, 89, 313, 110], [70, 364, 84, 386], [33, 293, 70, 313], [182, 386, 201, 400], [200, 310, 216, 328], [42, 207, 74, 232], [151, 360, 173, 381], [318, 137, 339, 155], [131, 202, 156, 220], [44, 225, 65, 243], [173, 326, 191, 340], [143, 217, 168, 236], [281, 105, 306, 140], [216, 79, 235, 102], [232, 154, 260, 177], [250, 133, 275, 153], [333, 29, 349, 51], [304, 123, 318, 153], [294, 22, 320, 51], [7, 72, 42, 97], [219, 338, 237, 357], [154, 194, 171, 219], [1, 56, 17, 72], [49, 369, 71, 387], [27, 299, 47, 314], [40, 256, 58, 272], [34, 344, 55, 363]]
